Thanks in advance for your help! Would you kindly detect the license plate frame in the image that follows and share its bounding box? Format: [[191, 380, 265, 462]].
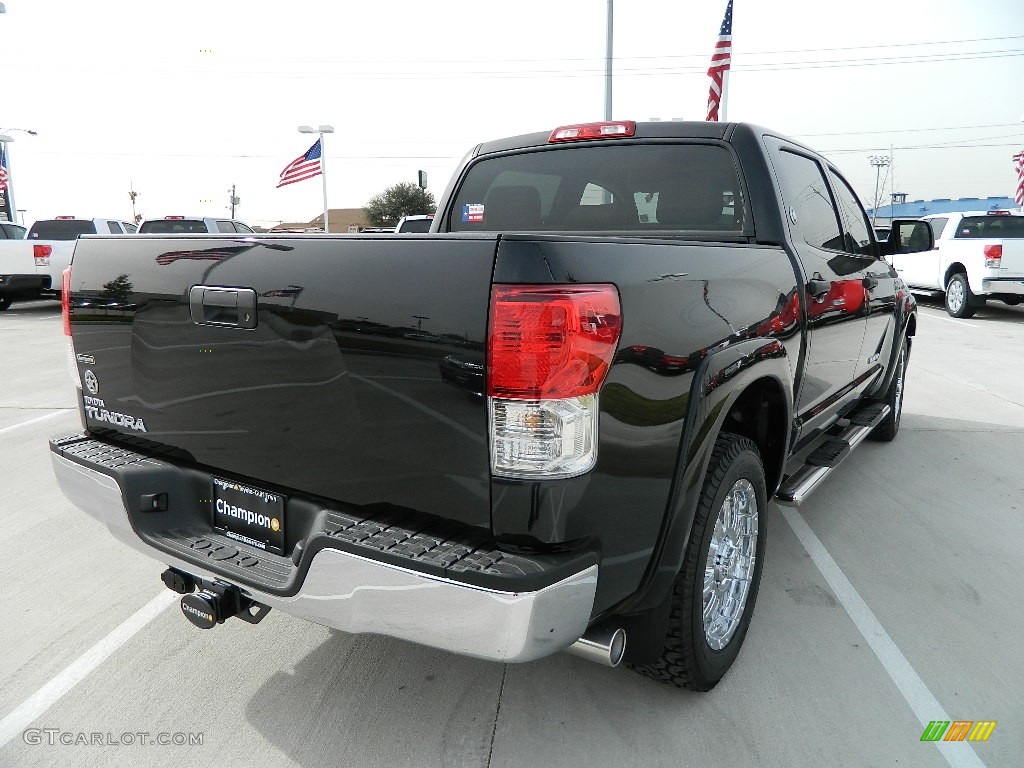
[[211, 477, 286, 555]]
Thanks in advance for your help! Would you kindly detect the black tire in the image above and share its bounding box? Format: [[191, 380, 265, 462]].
[[944, 273, 977, 318], [0, 296, 12, 311], [1002, 297, 1021, 306], [631, 433, 766, 691], [869, 336, 909, 442]]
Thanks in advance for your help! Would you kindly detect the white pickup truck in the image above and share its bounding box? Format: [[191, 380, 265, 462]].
[[0, 217, 136, 310], [889, 210, 1024, 317]]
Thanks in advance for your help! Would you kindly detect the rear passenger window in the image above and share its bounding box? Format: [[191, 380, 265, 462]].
[[774, 150, 843, 251], [926, 217, 948, 241], [216, 221, 237, 233], [107, 222, 123, 234]]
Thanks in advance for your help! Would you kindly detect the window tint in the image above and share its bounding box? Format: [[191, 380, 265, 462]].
[[447, 144, 744, 233], [107, 221, 124, 234], [0, 222, 26, 239], [27, 220, 98, 240], [124, 223, 138, 233], [215, 221, 238, 233], [827, 168, 873, 255], [774, 150, 842, 251], [234, 222, 253, 233], [953, 215, 1024, 238]]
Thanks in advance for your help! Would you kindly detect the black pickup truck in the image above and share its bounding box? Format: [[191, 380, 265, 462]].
[[50, 120, 931, 691]]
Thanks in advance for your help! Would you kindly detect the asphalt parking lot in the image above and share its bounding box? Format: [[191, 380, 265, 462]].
[[0, 296, 1021, 767]]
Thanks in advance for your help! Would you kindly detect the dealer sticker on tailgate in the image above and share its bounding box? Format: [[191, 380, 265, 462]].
[[212, 477, 285, 555]]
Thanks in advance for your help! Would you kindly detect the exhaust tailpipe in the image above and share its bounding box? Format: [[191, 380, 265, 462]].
[[564, 626, 626, 668]]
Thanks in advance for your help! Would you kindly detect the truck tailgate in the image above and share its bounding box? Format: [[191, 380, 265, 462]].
[[68, 234, 498, 530], [998, 240, 1024, 275]]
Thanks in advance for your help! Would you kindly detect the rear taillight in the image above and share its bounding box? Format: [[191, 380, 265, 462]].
[[984, 244, 1002, 268], [33, 243, 52, 266], [62, 267, 81, 390], [487, 284, 621, 479], [62, 267, 72, 336]]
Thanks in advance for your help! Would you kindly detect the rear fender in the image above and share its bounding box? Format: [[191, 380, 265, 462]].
[[611, 337, 792, 617]]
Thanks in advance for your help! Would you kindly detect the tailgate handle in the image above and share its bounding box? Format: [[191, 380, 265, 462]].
[[189, 286, 257, 329]]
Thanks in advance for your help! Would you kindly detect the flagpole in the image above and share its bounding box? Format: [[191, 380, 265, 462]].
[[298, 124, 334, 232], [721, 70, 729, 122], [320, 131, 329, 233]]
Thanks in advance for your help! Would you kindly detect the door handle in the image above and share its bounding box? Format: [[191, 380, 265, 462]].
[[806, 278, 831, 301], [189, 286, 258, 329]]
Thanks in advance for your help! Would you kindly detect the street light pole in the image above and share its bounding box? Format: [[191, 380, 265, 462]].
[[0, 127, 38, 224], [868, 155, 891, 227], [298, 124, 334, 232], [605, 0, 613, 121]]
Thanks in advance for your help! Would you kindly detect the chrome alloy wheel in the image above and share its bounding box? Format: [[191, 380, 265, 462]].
[[947, 279, 965, 313], [703, 478, 759, 651]]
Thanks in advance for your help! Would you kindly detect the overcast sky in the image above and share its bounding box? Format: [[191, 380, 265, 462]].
[[2, 0, 1023, 229]]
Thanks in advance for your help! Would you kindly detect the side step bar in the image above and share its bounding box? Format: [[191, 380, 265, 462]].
[[775, 404, 890, 506]]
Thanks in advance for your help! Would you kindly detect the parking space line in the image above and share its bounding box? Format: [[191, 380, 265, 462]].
[[779, 506, 986, 768], [0, 410, 74, 436], [0, 590, 177, 749]]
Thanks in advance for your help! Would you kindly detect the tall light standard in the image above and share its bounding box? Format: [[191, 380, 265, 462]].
[[868, 155, 891, 227], [298, 124, 334, 232], [0, 127, 38, 224]]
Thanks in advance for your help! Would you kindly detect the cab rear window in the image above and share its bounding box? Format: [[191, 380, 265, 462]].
[[28, 220, 98, 240], [447, 144, 745, 233], [139, 220, 210, 234], [953, 216, 1024, 238]]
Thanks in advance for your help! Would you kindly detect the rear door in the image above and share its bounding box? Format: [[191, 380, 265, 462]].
[[769, 143, 875, 437], [68, 234, 500, 530]]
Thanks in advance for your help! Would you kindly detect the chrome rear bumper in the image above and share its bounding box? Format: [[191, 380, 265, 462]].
[[52, 451, 598, 663]]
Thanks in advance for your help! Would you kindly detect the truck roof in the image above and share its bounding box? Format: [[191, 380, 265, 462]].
[[470, 120, 794, 156]]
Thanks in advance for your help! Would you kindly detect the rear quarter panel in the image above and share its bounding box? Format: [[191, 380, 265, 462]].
[[490, 235, 801, 613]]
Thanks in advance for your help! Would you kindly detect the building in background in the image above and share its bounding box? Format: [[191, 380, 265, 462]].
[[268, 208, 371, 234], [868, 196, 1020, 226]]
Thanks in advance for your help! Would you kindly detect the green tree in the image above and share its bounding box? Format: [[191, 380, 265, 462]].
[[364, 182, 436, 227], [102, 274, 134, 302]]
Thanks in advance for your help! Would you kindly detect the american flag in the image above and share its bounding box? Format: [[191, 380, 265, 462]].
[[0, 164, 7, 192], [277, 139, 323, 188], [1015, 150, 1024, 207], [706, 0, 734, 122]]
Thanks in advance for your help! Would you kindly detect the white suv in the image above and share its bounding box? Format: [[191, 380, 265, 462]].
[[138, 216, 254, 234]]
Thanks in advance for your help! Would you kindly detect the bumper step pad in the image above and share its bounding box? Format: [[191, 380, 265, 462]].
[[50, 434, 593, 596]]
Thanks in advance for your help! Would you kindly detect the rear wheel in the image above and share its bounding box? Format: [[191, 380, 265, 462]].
[[945, 273, 977, 318], [0, 296, 12, 311], [631, 433, 766, 691]]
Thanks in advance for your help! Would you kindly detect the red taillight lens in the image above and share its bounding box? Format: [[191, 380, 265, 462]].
[[62, 267, 72, 336], [33, 244, 52, 260], [548, 121, 636, 143], [984, 244, 1002, 268], [488, 284, 621, 399]]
